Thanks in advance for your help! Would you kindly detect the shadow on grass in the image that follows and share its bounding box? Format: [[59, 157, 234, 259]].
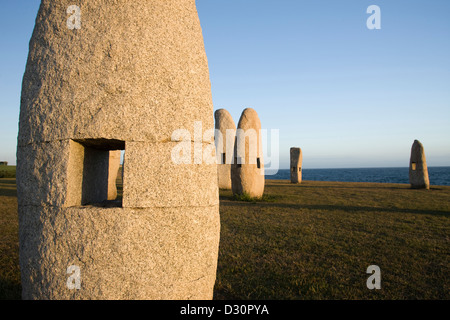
[[219, 193, 281, 203], [0, 179, 17, 186], [213, 287, 241, 300], [0, 188, 17, 197], [234, 202, 450, 217], [0, 178, 17, 197], [0, 278, 21, 300]]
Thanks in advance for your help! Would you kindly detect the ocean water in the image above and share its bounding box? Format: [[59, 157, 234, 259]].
[[266, 167, 450, 186]]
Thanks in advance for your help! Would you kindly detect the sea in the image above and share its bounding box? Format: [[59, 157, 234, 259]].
[[265, 167, 450, 186]]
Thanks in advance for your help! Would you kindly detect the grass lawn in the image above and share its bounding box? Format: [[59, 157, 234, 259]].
[[1, 177, 449, 299]]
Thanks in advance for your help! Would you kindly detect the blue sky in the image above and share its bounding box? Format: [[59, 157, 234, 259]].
[[1, 0, 449, 169]]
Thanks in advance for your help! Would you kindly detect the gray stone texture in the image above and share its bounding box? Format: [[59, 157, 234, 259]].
[[18, 0, 214, 146], [231, 108, 265, 198], [290, 148, 302, 184], [214, 109, 236, 189], [17, 0, 219, 300], [409, 140, 430, 189], [123, 141, 219, 208]]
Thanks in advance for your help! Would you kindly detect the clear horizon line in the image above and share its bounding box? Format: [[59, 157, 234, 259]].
[[268, 165, 450, 171]]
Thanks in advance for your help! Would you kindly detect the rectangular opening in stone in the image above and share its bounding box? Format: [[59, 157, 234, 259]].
[[68, 139, 125, 207], [411, 162, 416, 171], [222, 153, 226, 165], [299, 167, 302, 172], [257, 158, 261, 169]]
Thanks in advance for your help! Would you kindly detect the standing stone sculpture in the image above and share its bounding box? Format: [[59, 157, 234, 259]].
[[290, 147, 303, 184], [214, 109, 236, 189], [409, 140, 430, 189], [231, 108, 265, 198], [17, 0, 220, 300]]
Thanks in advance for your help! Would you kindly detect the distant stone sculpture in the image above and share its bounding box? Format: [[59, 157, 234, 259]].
[[231, 108, 264, 198], [409, 140, 430, 189], [290, 148, 303, 184], [17, 0, 219, 300], [0, 161, 7, 166], [214, 109, 236, 189]]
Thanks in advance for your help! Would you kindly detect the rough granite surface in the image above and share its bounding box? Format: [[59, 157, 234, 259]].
[[18, 0, 214, 146], [17, 0, 219, 300], [18, 205, 220, 300], [123, 141, 219, 208]]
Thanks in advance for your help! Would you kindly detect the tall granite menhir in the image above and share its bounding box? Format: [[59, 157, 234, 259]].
[[17, 0, 220, 300], [214, 109, 236, 189], [231, 108, 265, 198], [290, 147, 303, 184], [409, 140, 430, 189]]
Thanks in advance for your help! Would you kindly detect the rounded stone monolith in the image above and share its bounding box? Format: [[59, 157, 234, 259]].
[[214, 109, 236, 189], [17, 0, 219, 300], [409, 140, 430, 189], [231, 108, 264, 198], [290, 148, 303, 184]]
